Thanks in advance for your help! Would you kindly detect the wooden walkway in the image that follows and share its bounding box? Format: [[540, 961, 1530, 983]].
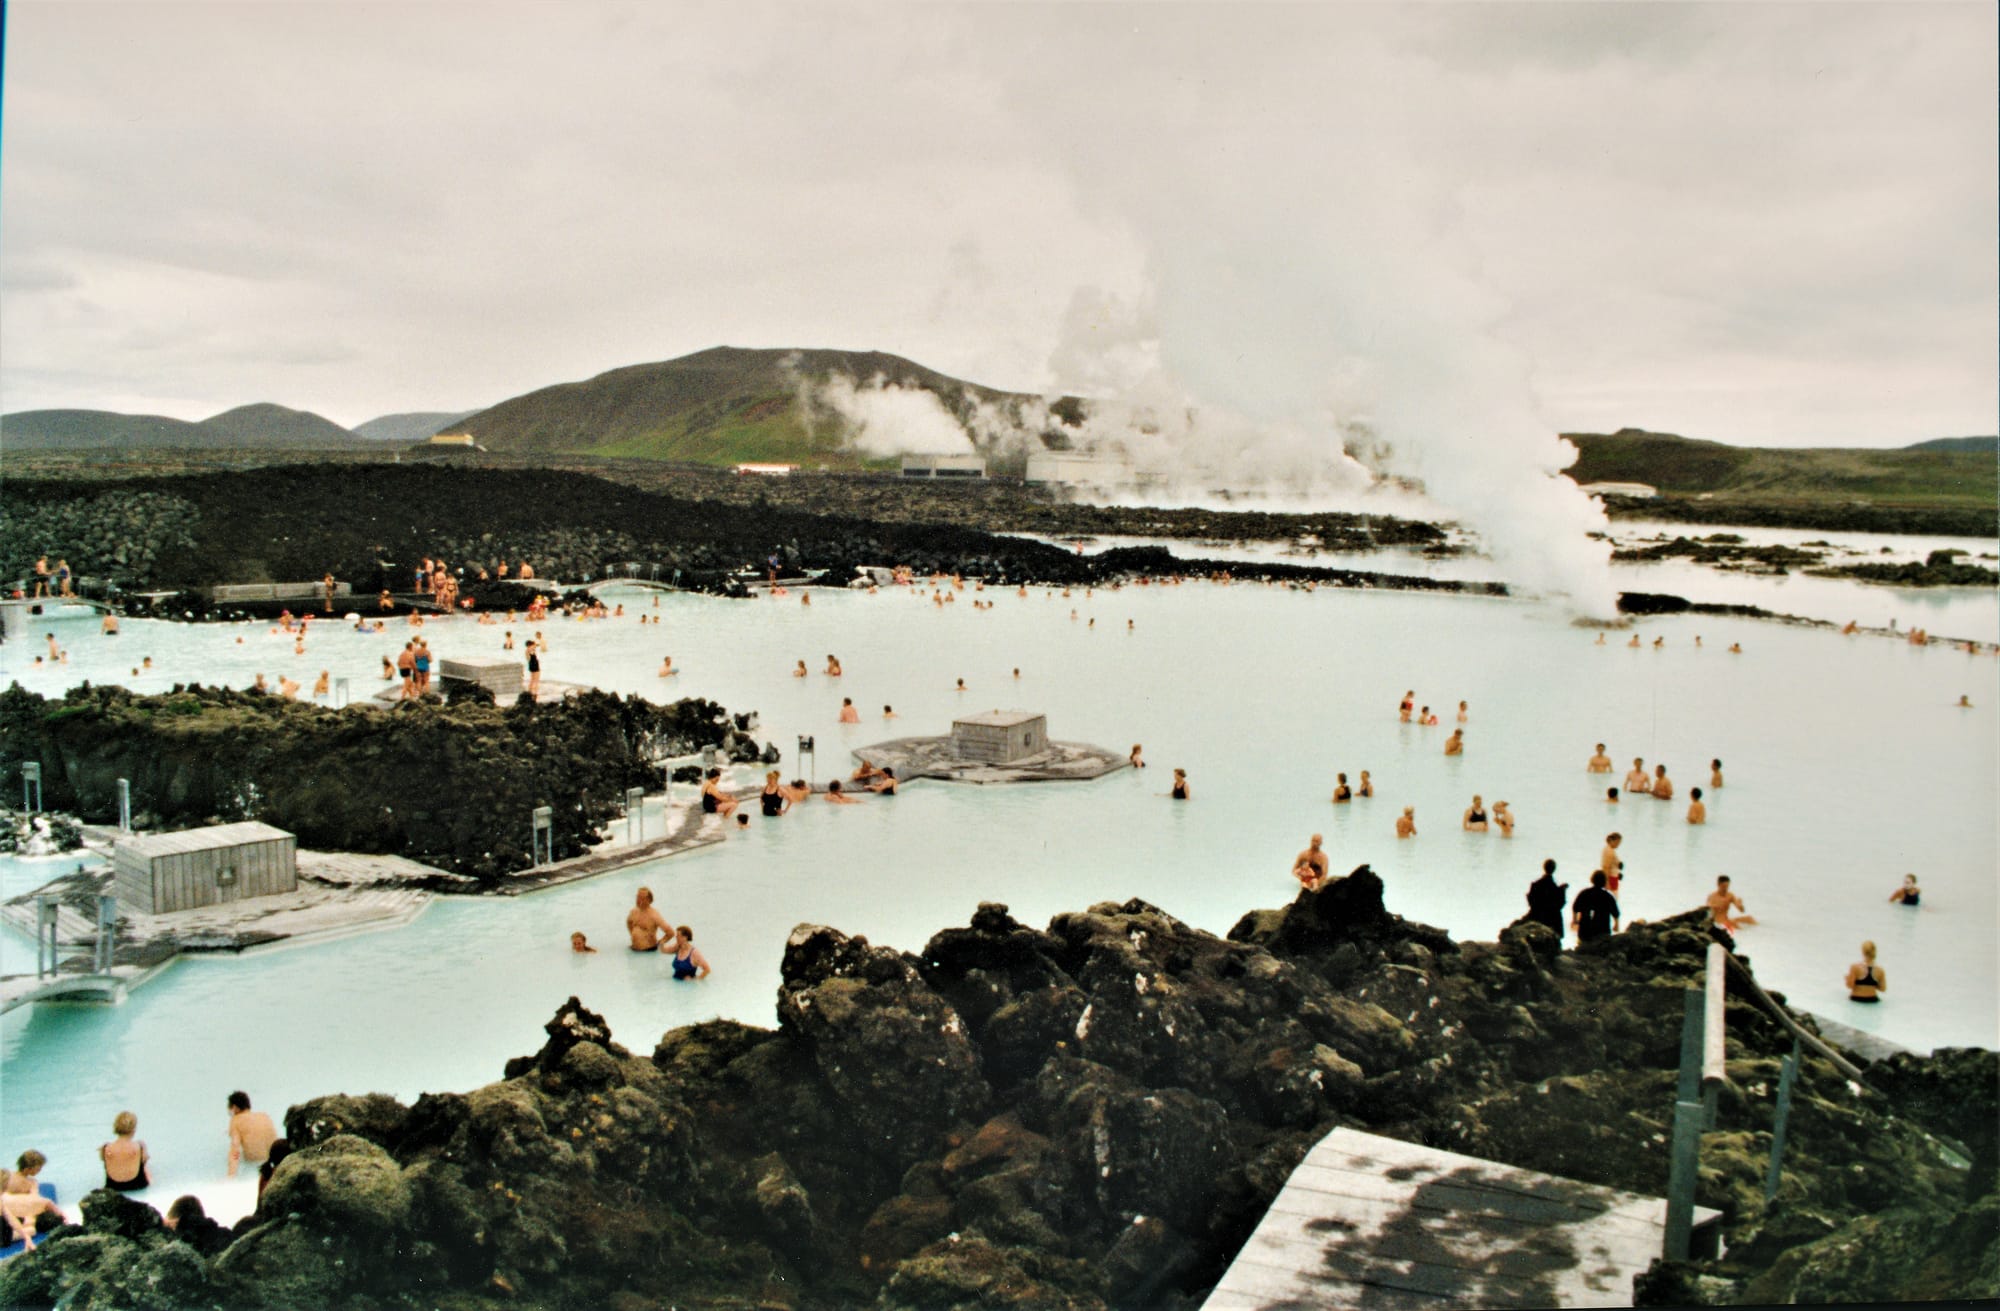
[[1203, 1128, 1721, 1310]]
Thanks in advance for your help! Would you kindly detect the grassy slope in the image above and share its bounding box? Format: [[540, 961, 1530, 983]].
[[457, 345, 1035, 470], [1567, 429, 1997, 508]]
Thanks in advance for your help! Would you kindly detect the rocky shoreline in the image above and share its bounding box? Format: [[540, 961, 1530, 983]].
[[3, 869, 1991, 1309]]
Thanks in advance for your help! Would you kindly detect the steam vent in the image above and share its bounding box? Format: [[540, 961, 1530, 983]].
[[855, 711, 1126, 784]]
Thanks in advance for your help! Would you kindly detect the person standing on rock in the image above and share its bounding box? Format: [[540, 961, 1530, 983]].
[[525, 640, 542, 698], [626, 887, 673, 952], [226, 1092, 278, 1177], [1525, 859, 1568, 942], [1571, 871, 1620, 945]]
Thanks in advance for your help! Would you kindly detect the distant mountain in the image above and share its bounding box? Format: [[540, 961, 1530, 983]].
[[3, 402, 360, 450], [449, 346, 1050, 470], [1566, 427, 1996, 510], [193, 403, 357, 447], [2, 409, 206, 449], [351, 410, 482, 443], [1904, 435, 1997, 453]]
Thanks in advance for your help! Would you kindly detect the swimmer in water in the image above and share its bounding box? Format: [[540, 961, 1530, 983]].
[[1443, 729, 1463, 756], [1599, 833, 1624, 891], [823, 779, 862, 805], [1419, 706, 1437, 726], [1170, 769, 1190, 800], [837, 698, 859, 723], [1651, 764, 1674, 801], [570, 932, 597, 954], [1606, 787, 1620, 804], [954, 678, 967, 691], [1462, 795, 1489, 833], [1129, 744, 1145, 768], [1653, 636, 1664, 649], [1292, 834, 1331, 891], [1399, 691, 1414, 723], [1493, 800, 1514, 837], [1889, 873, 1920, 905], [1959, 694, 1974, 708], [626, 888, 672, 952], [1594, 632, 1606, 645], [1710, 758, 1724, 788], [793, 660, 807, 677], [1845, 941, 1885, 1003], [1705, 876, 1748, 933], [1624, 759, 1651, 795], [1013, 668, 1021, 679], [1456, 700, 1469, 723], [825, 655, 842, 676], [1587, 743, 1612, 773], [1686, 787, 1706, 824], [884, 705, 896, 719], [657, 656, 677, 677], [1357, 770, 1373, 798], [1728, 643, 1742, 654], [1628, 634, 1641, 649], [1395, 807, 1416, 838], [1331, 773, 1352, 803]]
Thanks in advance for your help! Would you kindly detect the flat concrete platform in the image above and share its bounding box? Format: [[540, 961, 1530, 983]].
[[1203, 1127, 1721, 1310], [853, 736, 1128, 784]]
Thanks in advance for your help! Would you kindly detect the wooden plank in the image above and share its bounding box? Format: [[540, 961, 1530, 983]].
[[1263, 1186, 1673, 1247]]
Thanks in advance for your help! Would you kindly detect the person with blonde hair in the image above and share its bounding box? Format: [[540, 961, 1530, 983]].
[[100, 1111, 150, 1192], [1845, 942, 1886, 1003]]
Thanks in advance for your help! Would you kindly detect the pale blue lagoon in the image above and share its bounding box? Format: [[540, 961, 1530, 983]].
[[2, 574, 1995, 1213]]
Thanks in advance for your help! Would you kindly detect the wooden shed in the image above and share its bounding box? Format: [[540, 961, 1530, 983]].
[[951, 711, 1049, 763], [113, 822, 298, 915]]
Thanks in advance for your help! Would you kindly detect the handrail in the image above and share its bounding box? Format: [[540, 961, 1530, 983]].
[[1702, 942, 1728, 1086], [1719, 947, 1872, 1089]]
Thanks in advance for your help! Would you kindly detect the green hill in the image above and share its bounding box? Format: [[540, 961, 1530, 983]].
[[1904, 435, 1996, 453], [352, 410, 481, 442], [1566, 428, 1997, 509], [3, 409, 206, 449], [3, 403, 360, 450], [448, 346, 1051, 470], [193, 403, 358, 447]]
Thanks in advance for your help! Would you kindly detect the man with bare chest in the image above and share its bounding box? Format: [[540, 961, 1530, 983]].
[[626, 887, 672, 952]]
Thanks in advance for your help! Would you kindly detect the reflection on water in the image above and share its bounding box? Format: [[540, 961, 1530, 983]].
[[2, 580, 1994, 1210]]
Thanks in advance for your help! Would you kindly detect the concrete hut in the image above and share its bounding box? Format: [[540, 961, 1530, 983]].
[[854, 711, 1122, 784], [113, 822, 298, 915]]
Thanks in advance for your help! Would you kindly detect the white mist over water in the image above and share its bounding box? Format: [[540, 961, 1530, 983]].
[[963, 7, 1621, 614]]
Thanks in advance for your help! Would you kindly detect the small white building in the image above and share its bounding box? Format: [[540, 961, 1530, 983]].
[[951, 711, 1049, 763], [901, 454, 987, 479], [1577, 481, 1659, 499], [734, 462, 798, 476], [113, 822, 298, 915]]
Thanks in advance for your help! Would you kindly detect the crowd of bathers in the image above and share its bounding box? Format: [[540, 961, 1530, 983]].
[[1, 1092, 287, 1262]]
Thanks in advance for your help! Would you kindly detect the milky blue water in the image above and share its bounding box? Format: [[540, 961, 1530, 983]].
[[1, 575, 1994, 1214]]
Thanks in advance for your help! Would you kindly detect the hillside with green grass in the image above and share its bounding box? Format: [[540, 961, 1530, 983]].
[[3, 402, 361, 450], [446, 346, 1053, 470], [1567, 428, 1998, 509]]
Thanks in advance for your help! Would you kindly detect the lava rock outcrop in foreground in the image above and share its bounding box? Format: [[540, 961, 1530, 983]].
[[3, 868, 1993, 1309]]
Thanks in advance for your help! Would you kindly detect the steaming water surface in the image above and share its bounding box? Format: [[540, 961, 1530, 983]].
[[2, 579, 1994, 1213]]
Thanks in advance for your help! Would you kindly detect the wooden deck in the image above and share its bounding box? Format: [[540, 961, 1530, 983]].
[[1203, 1128, 1721, 1310]]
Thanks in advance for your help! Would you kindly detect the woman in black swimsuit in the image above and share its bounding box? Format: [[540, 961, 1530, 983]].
[[1889, 874, 1921, 906], [1845, 941, 1886, 1002], [1462, 795, 1489, 832], [760, 770, 786, 817], [1170, 769, 1190, 800]]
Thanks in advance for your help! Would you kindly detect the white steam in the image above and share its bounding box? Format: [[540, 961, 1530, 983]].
[[971, 7, 1619, 614], [801, 369, 977, 459]]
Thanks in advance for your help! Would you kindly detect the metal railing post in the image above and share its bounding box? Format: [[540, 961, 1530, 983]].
[[117, 778, 132, 832], [531, 805, 553, 867], [1763, 1037, 1802, 1205], [22, 762, 43, 813], [626, 786, 644, 843], [35, 896, 59, 980], [1664, 986, 1705, 1261], [96, 895, 117, 972]]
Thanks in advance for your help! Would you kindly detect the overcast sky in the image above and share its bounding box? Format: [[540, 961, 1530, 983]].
[[1, 1, 1993, 447]]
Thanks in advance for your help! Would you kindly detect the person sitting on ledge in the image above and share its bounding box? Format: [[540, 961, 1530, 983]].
[[699, 769, 738, 818], [851, 760, 886, 784]]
